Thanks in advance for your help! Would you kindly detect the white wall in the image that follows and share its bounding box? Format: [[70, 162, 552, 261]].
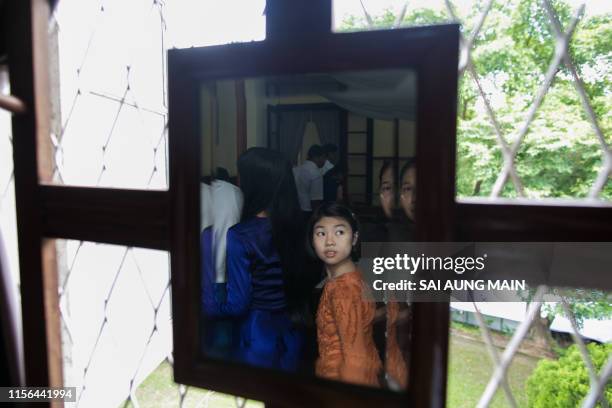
[[246, 78, 267, 149], [200, 79, 333, 174], [215, 81, 238, 175]]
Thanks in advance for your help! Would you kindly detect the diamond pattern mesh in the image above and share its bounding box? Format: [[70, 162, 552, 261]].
[[47, 0, 263, 406]]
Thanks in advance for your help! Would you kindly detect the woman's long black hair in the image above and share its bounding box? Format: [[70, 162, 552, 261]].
[[237, 147, 313, 318]]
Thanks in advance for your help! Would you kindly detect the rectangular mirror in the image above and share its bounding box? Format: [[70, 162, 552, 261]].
[[198, 69, 417, 391], [168, 24, 459, 406]]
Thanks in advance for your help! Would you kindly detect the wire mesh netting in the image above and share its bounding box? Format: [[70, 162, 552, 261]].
[[47, 0, 264, 406], [448, 290, 612, 407]]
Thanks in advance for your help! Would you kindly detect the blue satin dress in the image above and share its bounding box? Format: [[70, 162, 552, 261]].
[[201, 217, 303, 371]]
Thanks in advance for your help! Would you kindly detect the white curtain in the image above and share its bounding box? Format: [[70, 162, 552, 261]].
[[277, 110, 310, 165], [311, 110, 340, 148]]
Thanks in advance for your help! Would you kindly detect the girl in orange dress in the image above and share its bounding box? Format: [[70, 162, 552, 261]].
[[308, 202, 382, 387]]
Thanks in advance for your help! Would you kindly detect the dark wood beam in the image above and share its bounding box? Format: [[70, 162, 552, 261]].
[[265, 0, 332, 40], [456, 199, 612, 241], [6, 0, 61, 397], [39, 186, 170, 250]]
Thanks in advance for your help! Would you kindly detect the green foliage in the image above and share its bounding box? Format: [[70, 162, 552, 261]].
[[338, 7, 448, 32], [456, 0, 611, 199], [339, 0, 612, 199], [542, 290, 612, 329], [526, 343, 612, 407], [520, 288, 612, 329]]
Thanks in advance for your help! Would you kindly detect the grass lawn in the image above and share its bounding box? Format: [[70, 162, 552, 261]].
[[125, 326, 540, 407], [123, 360, 263, 408], [447, 332, 540, 408]]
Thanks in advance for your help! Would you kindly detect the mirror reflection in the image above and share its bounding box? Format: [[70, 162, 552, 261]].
[[199, 69, 417, 391]]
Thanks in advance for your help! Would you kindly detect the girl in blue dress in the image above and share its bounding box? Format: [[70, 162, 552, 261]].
[[202, 147, 313, 372]]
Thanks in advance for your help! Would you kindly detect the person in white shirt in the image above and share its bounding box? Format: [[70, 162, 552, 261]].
[[200, 169, 244, 283], [320, 143, 338, 175], [210, 178, 243, 283], [293, 145, 326, 215]]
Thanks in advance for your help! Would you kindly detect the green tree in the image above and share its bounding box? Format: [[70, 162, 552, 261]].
[[339, 0, 612, 352], [340, 0, 611, 199], [462, 0, 610, 198]]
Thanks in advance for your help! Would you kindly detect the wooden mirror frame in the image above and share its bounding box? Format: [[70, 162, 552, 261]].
[[168, 25, 459, 407]]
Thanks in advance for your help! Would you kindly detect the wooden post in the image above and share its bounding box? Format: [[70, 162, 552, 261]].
[[6, 0, 63, 404], [266, 0, 332, 40]]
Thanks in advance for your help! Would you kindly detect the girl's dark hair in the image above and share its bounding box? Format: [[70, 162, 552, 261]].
[[379, 160, 394, 183], [237, 147, 310, 313], [399, 158, 416, 183], [213, 167, 230, 182], [306, 202, 360, 261]]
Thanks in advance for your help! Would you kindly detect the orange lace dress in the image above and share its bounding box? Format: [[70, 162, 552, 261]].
[[385, 301, 408, 389], [315, 271, 382, 387]]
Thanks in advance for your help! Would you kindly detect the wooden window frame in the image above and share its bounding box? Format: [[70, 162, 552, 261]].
[[9, 6, 460, 405], [344, 115, 372, 205], [344, 117, 415, 208], [10, 1, 611, 408]]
